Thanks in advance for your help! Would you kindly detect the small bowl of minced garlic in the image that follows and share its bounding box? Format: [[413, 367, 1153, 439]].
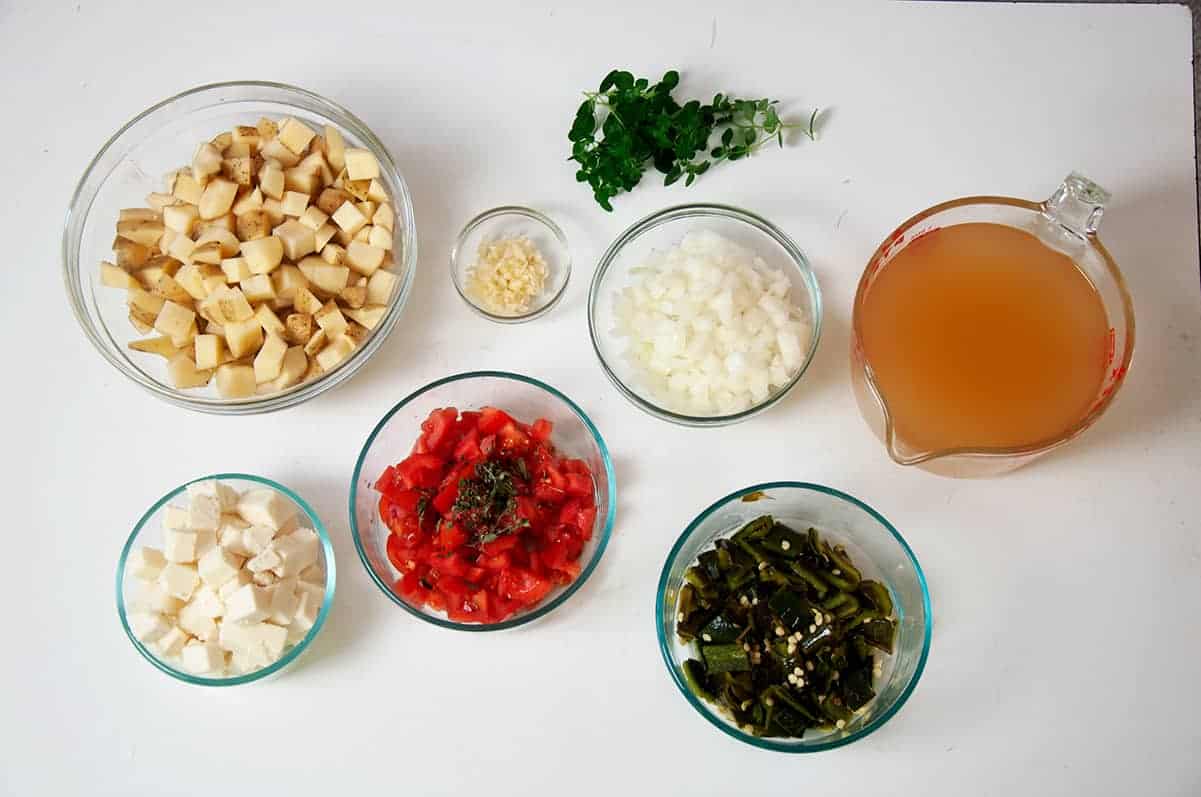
[[450, 206, 571, 323]]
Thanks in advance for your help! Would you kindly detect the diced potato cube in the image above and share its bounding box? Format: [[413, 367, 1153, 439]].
[[366, 269, 398, 306], [199, 285, 253, 325], [128, 336, 180, 358], [241, 274, 275, 304], [117, 219, 165, 248], [221, 257, 252, 283], [163, 203, 200, 235], [314, 301, 348, 339], [297, 258, 350, 296], [191, 241, 223, 265], [225, 141, 251, 158], [114, 237, 151, 270], [284, 313, 314, 344], [173, 264, 206, 300], [344, 148, 379, 181], [367, 225, 392, 251], [166, 234, 196, 263], [355, 201, 377, 221], [330, 201, 366, 234], [259, 161, 285, 200], [352, 225, 372, 243], [303, 328, 327, 357], [100, 261, 139, 289], [345, 241, 386, 276], [263, 197, 285, 225], [224, 318, 264, 358], [194, 334, 225, 369], [298, 206, 328, 231], [232, 125, 260, 149], [366, 179, 388, 203], [345, 304, 387, 330], [271, 264, 308, 304], [273, 221, 316, 263], [236, 210, 271, 242], [120, 207, 162, 223], [167, 353, 213, 388], [284, 167, 319, 195], [260, 138, 301, 167], [154, 300, 195, 341], [215, 363, 256, 398], [129, 311, 153, 334], [323, 126, 346, 171], [146, 192, 176, 210], [222, 156, 254, 186], [193, 142, 222, 182], [278, 117, 317, 155], [232, 187, 263, 215], [281, 191, 309, 217], [209, 131, 233, 152], [315, 188, 352, 216], [195, 227, 241, 258], [153, 274, 193, 304], [313, 223, 337, 251], [340, 284, 367, 309], [201, 214, 237, 235], [128, 286, 166, 316], [320, 244, 346, 266], [316, 335, 356, 370], [198, 179, 238, 220], [273, 346, 308, 391], [293, 284, 324, 316], [372, 202, 394, 232], [253, 334, 288, 383], [343, 179, 371, 202], [173, 172, 204, 204], [241, 236, 284, 274], [255, 304, 285, 336]]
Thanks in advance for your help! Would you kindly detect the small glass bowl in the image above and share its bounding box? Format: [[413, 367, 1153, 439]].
[[63, 81, 417, 414], [350, 371, 615, 631], [450, 206, 571, 323], [656, 482, 931, 752], [116, 473, 336, 686], [588, 204, 822, 426]]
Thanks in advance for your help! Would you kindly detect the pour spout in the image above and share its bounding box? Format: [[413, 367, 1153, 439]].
[[1043, 172, 1111, 238]]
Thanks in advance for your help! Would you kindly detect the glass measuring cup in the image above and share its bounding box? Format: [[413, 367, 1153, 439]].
[[851, 174, 1135, 477]]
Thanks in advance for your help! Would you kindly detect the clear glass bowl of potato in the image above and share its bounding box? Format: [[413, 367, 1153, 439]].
[[64, 81, 416, 413]]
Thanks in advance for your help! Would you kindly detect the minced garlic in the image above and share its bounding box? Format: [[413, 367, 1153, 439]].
[[465, 236, 548, 315]]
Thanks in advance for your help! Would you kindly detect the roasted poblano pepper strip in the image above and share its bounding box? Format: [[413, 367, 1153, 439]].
[[675, 516, 896, 739]]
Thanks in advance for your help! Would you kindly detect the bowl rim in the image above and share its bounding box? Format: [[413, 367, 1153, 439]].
[[654, 480, 932, 752], [115, 472, 337, 687], [63, 80, 418, 415], [349, 370, 617, 631], [449, 205, 572, 324], [587, 203, 823, 427]]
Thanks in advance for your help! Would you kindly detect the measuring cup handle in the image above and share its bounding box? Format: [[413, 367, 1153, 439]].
[[1043, 172, 1111, 238]]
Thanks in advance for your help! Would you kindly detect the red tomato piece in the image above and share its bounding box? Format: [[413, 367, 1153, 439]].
[[534, 482, 566, 503], [453, 427, 482, 463], [498, 568, 553, 607], [397, 453, 447, 490], [530, 418, 553, 443], [420, 407, 461, 457], [564, 472, 593, 498], [437, 523, 469, 553], [562, 458, 590, 475], [478, 407, 516, 434], [496, 421, 530, 455]]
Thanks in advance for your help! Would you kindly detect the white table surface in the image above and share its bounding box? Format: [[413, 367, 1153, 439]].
[[2, 1, 1198, 794]]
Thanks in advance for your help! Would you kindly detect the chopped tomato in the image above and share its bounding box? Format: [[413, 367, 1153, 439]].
[[377, 405, 595, 624]]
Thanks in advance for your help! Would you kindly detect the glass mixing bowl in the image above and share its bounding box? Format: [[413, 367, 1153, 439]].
[[63, 81, 417, 414], [656, 482, 931, 752]]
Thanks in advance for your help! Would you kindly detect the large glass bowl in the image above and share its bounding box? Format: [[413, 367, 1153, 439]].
[[656, 482, 931, 752], [350, 371, 616, 631], [63, 81, 417, 414], [115, 473, 336, 686], [588, 204, 822, 426]]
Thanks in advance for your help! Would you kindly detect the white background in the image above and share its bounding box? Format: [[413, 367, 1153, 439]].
[[2, 1, 1198, 795]]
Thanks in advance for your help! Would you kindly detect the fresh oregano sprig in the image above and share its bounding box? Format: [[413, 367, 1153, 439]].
[[568, 69, 818, 211]]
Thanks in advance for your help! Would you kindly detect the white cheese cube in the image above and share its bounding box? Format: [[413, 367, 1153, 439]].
[[218, 515, 252, 556], [130, 612, 171, 644], [298, 563, 325, 586], [155, 625, 190, 658], [163, 505, 190, 531], [242, 524, 276, 555], [162, 529, 197, 564], [252, 570, 279, 587], [255, 623, 288, 662], [247, 546, 282, 573], [218, 620, 285, 666], [134, 581, 183, 615], [186, 480, 239, 511], [272, 528, 320, 577], [178, 598, 218, 640], [198, 545, 243, 587], [225, 583, 272, 624], [159, 563, 199, 601], [194, 530, 217, 560], [229, 646, 263, 673], [181, 639, 225, 675], [268, 577, 299, 626], [189, 585, 225, 618], [218, 569, 252, 602], [188, 493, 222, 532], [237, 488, 297, 530], [128, 547, 166, 581], [292, 581, 324, 633]]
